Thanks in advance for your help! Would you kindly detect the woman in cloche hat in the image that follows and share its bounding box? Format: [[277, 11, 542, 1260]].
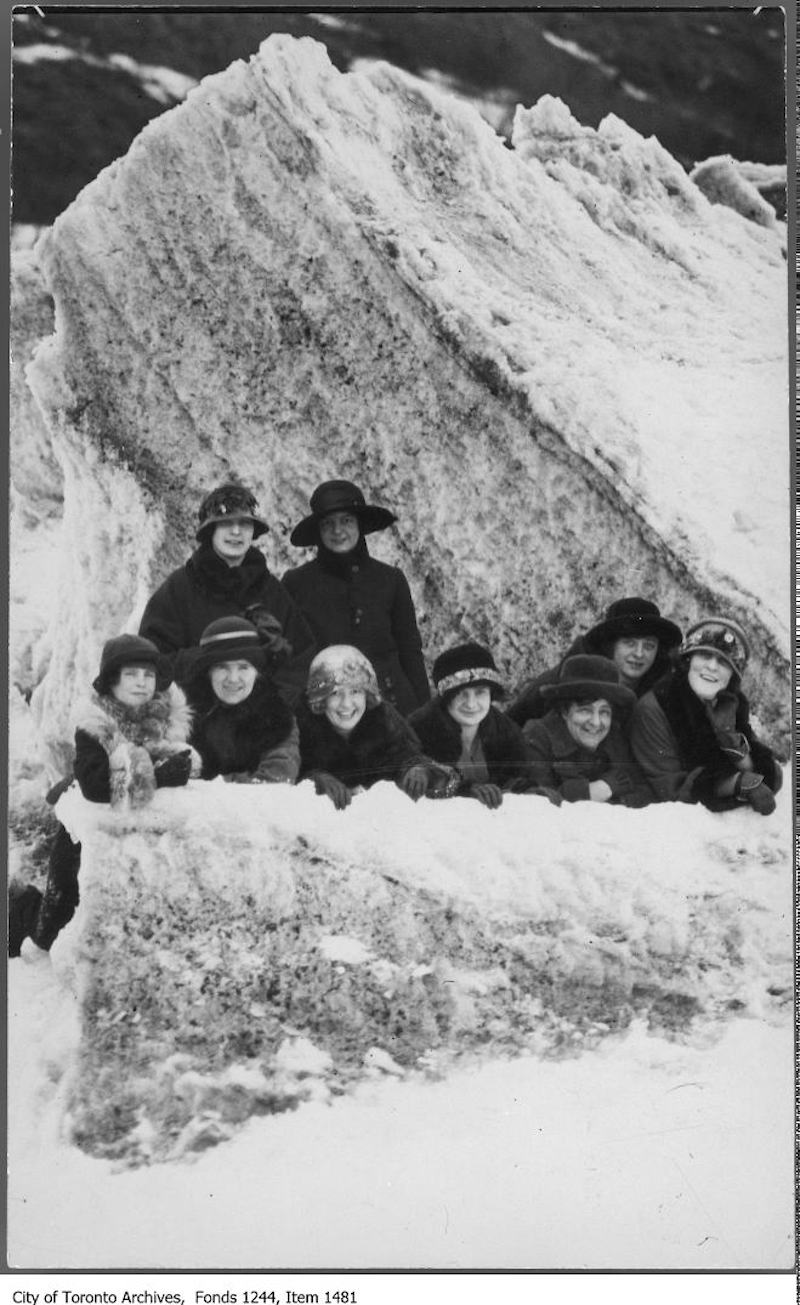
[[507, 597, 682, 727], [630, 618, 782, 814], [522, 655, 652, 806], [283, 479, 430, 717]]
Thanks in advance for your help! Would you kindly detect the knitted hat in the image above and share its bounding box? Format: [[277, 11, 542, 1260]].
[[586, 597, 682, 650], [190, 617, 267, 677], [306, 645, 381, 713], [196, 483, 268, 542], [432, 642, 505, 703], [93, 634, 172, 696], [679, 618, 749, 679], [290, 481, 397, 548], [540, 655, 636, 708]]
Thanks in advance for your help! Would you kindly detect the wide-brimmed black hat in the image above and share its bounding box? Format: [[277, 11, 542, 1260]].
[[187, 617, 267, 679], [432, 642, 505, 703], [93, 634, 172, 696], [196, 483, 269, 542], [290, 480, 397, 548], [586, 598, 682, 650], [540, 655, 636, 708]]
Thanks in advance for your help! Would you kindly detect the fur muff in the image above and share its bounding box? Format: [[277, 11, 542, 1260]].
[[73, 684, 201, 810]]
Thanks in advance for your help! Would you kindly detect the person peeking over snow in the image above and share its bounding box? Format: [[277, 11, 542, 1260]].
[[522, 655, 652, 807], [184, 617, 300, 785], [138, 481, 316, 707], [9, 635, 201, 957], [409, 642, 559, 809], [283, 480, 430, 717], [506, 598, 682, 728], [297, 645, 457, 810], [630, 619, 782, 815]]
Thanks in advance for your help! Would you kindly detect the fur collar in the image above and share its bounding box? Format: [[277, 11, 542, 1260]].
[[409, 698, 529, 780], [186, 543, 270, 601]]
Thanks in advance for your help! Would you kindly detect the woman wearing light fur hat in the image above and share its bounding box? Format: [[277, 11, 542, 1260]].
[[409, 642, 552, 809], [297, 645, 456, 810], [630, 618, 782, 814], [9, 634, 200, 955], [185, 617, 300, 784]]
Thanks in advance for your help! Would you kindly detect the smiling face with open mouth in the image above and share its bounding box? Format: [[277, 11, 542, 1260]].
[[562, 698, 613, 751], [324, 686, 368, 735], [687, 651, 733, 701]]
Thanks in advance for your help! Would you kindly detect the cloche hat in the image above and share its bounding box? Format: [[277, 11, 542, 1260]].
[[93, 634, 172, 696], [432, 642, 505, 703], [196, 483, 268, 542], [190, 617, 267, 677], [540, 655, 636, 708], [290, 480, 397, 548], [586, 597, 682, 650], [306, 645, 381, 713], [679, 618, 749, 679]]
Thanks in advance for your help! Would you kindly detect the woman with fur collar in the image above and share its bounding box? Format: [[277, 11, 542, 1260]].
[[184, 618, 300, 784], [297, 645, 455, 810], [409, 642, 547, 809], [630, 618, 782, 814]]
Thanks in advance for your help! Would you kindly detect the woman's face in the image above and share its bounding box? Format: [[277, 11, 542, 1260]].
[[446, 684, 492, 730], [210, 659, 258, 705], [611, 636, 659, 686], [324, 686, 367, 734], [111, 664, 157, 707], [319, 511, 360, 554], [687, 652, 733, 700], [562, 698, 613, 751], [211, 517, 255, 565]]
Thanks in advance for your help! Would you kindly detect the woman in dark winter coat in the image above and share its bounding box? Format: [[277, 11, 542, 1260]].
[[283, 480, 430, 717], [10, 635, 200, 955], [139, 482, 316, 706], [185, 618, 299, 784], [630, 618, 782, 814], [523, 655, 652, 807], [507, 597, 682, 727], [409, 642, 551, 809], [298, 645, 455, 810]]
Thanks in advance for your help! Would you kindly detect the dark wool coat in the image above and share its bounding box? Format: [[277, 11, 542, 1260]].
[[408, 698, 531, 792], [524, 709, 652, 806], [138, 544, 316, 706], [630, 666, 782, 811], [73, 685, 201, 808], [282, 540, 430, 716], [506, 633, 674, 727], [297, 698, 428, 790], [188, 675, 299, 783]]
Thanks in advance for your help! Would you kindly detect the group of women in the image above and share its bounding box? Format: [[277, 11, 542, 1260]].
[[9, 478, 783, 956]]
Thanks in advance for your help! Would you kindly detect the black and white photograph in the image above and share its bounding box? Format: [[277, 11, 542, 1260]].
[[7, 1, 794, 1286]]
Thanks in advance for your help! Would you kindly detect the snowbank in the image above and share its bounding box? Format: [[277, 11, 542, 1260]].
[[12, 34, 788, 776]]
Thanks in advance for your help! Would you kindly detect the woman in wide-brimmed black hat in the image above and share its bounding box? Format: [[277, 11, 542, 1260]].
[[631, 617, 782, 814], [506, 597, 682, 728], [522, 654, 652, 806], [282, 479, 430, 717]]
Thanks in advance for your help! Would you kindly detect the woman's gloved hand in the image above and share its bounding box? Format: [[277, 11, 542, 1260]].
[[467, 783, 503, 809], [737, 772, 776, 815], [313, 771, 351, 810], [154, 750, 192, 788], [400, 765, 430, 801]]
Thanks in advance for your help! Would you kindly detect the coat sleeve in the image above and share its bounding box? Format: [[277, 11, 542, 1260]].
[[73, 729, 112, 803], [251, 718, 301, 784], [522, 721, 574, 795], [390, 569, 431, 708], [630, 695, 693, 802], [595, 732, 653, 808], [380, 705, 431, 780], [267, 583, 318, 708], [138, 573, 187, 663]]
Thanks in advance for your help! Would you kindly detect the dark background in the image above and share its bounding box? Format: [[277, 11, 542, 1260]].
[[12, 5, 787, 227]]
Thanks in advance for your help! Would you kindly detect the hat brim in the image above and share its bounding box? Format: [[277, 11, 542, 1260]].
[[196, 516, 269, 542], [587, 614, 682, 649], [436, 669, 505, 700], [679, 645, 741, 678], [290, 505, 397, 548], [541, 680, 636, 708], [185, 644, 267, 680]]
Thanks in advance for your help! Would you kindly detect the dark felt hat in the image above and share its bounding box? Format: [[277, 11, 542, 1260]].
[[93, 634, 172, 696], [290, 480, 397, 548], [432, 642, 505, 703], [188, 617, 267, 678], [540, 655, 636, 708], [196, 483, 268, 542], [586, 597, 682, 650]]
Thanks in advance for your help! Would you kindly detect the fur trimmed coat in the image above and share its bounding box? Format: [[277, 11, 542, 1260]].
[[138, 544, 316, 706], [524, 709, 651, 806], [297, 698, 431, 790], [73, 685, 202, 810], [408, 698, 533, 793], [188, 675, 300, 783], [630, 666, 782, 810]]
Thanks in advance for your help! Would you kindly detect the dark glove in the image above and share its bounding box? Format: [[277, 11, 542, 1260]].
[[400, 765, 430, 801], [717, 731, 751, 764], [244, 605, 293, 665], [466, 783, 504, 809], [737, 773, 776, 815], [155, 750, 192, 788], [313, 771, 351, 810], [425, 763, 461, 800]]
